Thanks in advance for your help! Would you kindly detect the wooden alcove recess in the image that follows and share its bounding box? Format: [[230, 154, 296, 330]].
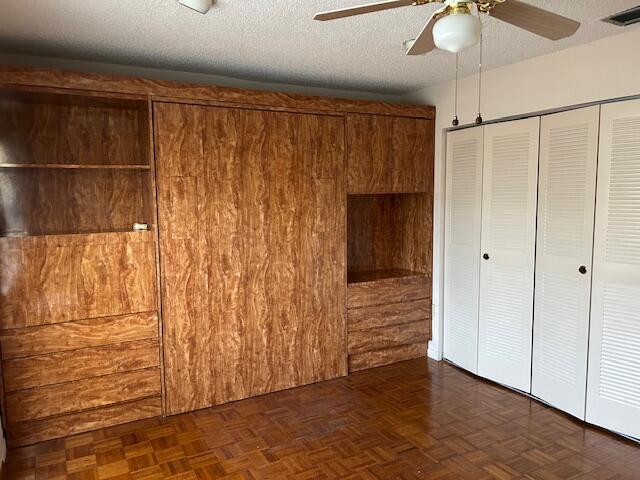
[[0, 65, 434, 447]]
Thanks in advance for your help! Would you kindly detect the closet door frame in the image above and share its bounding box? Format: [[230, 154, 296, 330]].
[[531, 106, 600, 419], [477, 117, 540, 393], [443, 126, 484, 374]]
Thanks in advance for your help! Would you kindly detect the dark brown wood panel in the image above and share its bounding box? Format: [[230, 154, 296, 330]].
[[0, 66, 434, 119], [6, 368, 160, 422], [348, 320, 430, 356], [7, 396, 161, 448], [347, 193, 431, 275], [0, 231, 157, 329], [0, 311, 158, 359], [154, 102, 346, 415], [347, 274, 430, 309], [0, 168, 148, 236], [347, 114, 434, 193], [0, 97, 147, 166], [348, 299, 431, 332], [3, 338, 160, 391], [349, 343, 428, 372]]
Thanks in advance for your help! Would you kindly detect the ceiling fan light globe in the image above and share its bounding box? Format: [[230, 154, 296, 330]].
[[178, 0, 213, 14], [433, 12, 482, 53]]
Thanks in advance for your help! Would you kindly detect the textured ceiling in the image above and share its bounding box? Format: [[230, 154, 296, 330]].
[[0, 0, 638, 94]]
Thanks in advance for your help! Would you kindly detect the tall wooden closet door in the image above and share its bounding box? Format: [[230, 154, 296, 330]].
[[154, 102, 346, 415], [478, 117, 539, 392], [587, 99, 640, 439], [531, 106, 599, 419], [444, 126, 484, 373]]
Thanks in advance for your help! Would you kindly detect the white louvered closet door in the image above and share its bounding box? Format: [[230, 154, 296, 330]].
[[587, 99, 640, 439], [478, 117, 539, 392], [531, 106, 599, 419], [444, 126, 484, 373]]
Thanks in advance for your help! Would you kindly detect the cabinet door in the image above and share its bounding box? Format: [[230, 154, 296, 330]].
[[532, 106, 599, 419], [443, 126, 483, 373], [478, 117, 539, 392], [587, 99, 640, 439], [347, 114, 433, 193], [154, 103, 347, 415]]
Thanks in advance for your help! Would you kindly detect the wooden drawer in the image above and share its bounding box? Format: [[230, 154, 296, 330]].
[[0, 311, 159, 360], [349, 343, 428, 372], [6, 368, 161, 422], [3, 338, 160, 392], [348, 299, 430, 332], [347, 275, 429, 309], [348, 319, 429, 356], [8, 397, 162, 448]]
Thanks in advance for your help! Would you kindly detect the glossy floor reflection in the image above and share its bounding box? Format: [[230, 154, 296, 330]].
[[4, 358, 639, 479]]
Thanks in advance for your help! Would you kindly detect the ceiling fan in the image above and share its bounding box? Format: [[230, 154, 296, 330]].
[[314, 0, 581, 55]]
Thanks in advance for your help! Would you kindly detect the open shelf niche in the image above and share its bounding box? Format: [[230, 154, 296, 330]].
[[347, 192, 431, 284], [0, 87, 155, 237]]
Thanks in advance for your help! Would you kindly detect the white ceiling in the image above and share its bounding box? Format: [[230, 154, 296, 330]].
[[0, 0, 638, 94]]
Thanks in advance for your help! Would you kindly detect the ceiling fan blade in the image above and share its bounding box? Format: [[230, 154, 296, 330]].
[[406, 7, 445, 55], [488, 0, 580, 40], [314, 0, 416, 21]]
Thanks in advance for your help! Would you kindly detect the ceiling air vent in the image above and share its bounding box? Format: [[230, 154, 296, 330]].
[[602, 5, 640, 26]]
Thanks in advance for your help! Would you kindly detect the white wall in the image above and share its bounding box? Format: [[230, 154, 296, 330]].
[[403, 27, 640, 361]]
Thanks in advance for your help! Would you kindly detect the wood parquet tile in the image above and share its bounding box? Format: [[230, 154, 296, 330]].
[[3, 359, 639, 480]]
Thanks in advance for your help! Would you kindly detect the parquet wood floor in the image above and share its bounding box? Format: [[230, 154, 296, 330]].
[[3, 359, 639, 480]]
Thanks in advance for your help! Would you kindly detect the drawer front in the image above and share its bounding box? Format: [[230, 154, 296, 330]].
[[347, 275, 429, 309], [349, 343, 428, 372], [0, 311, 159, 359], [8, 397, 162, 448], [6, 368, 161, 422], [348, 299, 431, 332], [3, 338, 160, 392], [348, 319, 430, 356]]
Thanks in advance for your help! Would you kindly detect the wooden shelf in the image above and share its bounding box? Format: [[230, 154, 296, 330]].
[[347, 269, 426, 285], [0, 228, 152, 239], [0, 163, 150, 170]]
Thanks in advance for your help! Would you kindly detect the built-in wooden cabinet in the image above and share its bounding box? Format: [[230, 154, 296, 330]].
[[0, 66, 434, 446], [346, 193, 433, 371], [347, 113, 434, 193], [0, 87, 163, 447]]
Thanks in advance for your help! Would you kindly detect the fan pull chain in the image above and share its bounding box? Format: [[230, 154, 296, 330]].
[[452, 53, 459, 127], [475, 28, 484, 125]]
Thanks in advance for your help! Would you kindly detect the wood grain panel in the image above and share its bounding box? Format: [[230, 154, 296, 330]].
[[348, 299, 431, 332], [7, 396, 161, 448], [347, 114, 434, 193], [0, 311, 158, 359], [0, 66, 434, 119], [0, 231, 157, 329], [0, 97, 146, 166], [347, 275, 430, 309], [0, 169, 147, 236], [3, 339, 159, 391], [348, 320, 430, 355], [6, 368, 160, 422], [348, 343, 428, 372], [154, 102, 346, 415], [347, 193, 431, 275]]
